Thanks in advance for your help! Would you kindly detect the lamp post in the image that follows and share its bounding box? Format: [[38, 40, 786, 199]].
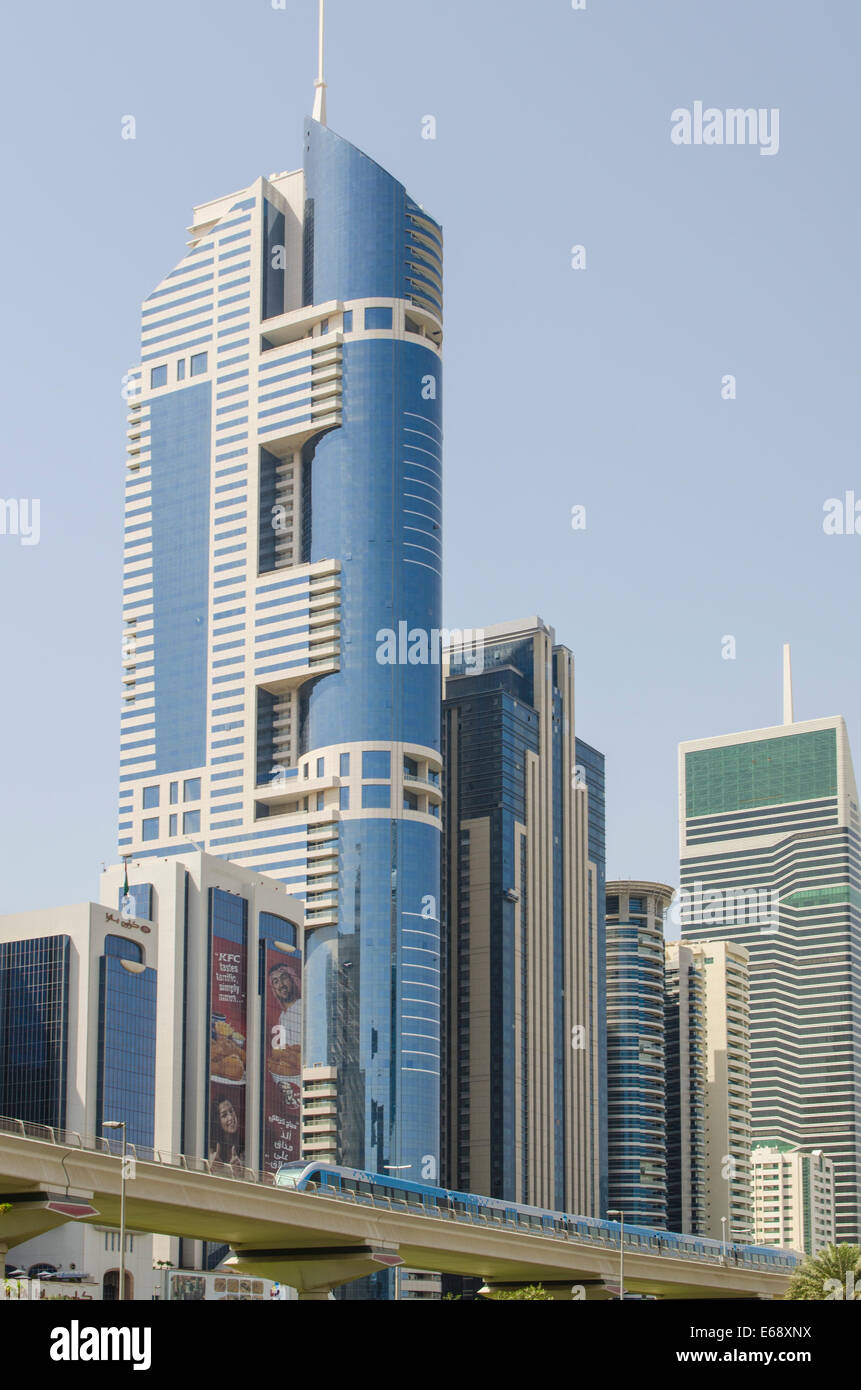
[[104, 1121, 127, 1302], [721, 1215, 728, 1265], [607, 1209, 625, 1301], [383, 1165, 411, 1301]]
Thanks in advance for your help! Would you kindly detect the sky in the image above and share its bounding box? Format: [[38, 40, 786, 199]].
[[1, 0, 859, 914]]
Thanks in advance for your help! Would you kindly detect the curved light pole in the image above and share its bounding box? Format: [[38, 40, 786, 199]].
[[104, 1121, 127, 1302], [607, 1209, 625, 1301]]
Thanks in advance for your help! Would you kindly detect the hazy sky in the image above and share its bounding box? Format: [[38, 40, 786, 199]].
[[1, 0, 859, 914]]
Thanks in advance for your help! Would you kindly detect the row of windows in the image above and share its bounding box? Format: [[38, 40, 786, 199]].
[[150, 352, 208, 389], [294, 750, 441, 784], [142, 810, 200, 841], [142, 777, 201, 810]]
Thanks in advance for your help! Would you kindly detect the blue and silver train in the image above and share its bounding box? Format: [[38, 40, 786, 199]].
[[275, 1162, 799, 1273]]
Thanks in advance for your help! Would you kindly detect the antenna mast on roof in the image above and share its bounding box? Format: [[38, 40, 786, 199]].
[[312, 0, 328, 125], [783, 644, 794, 725]]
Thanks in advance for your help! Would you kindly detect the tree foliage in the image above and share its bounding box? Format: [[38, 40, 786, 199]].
[[785, 1243, 861, 1300], [490, 1284, 554, 1300]]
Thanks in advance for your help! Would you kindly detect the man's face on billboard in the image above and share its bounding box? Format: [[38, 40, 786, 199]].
[[270, 964, 298, 1007]]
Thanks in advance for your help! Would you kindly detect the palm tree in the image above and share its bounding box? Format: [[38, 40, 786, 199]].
[[785, 1243, 861, 1300]]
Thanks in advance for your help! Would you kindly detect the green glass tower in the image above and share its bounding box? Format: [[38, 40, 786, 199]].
[[679, 703, 861, 1244]]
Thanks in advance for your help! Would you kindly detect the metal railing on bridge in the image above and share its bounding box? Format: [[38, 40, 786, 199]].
[[0, 1115, 795, 1275]]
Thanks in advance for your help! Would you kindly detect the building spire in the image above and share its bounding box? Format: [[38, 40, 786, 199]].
[[312, 0, 327, 125], [783, 643, 794, 725]]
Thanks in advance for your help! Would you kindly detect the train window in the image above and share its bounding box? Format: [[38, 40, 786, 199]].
[[358, 1181, 372, 1195]]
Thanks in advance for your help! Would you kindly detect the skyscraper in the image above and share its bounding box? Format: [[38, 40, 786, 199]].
[[752, 1140, 836, 1256], [664, 941, 708, 1235], [684, 939, 753, 1243], [605, 881, 672, 1227], [679, 660, 861, 1242], [117, 40, 444, 1181], [441, 618, 605, 1215]]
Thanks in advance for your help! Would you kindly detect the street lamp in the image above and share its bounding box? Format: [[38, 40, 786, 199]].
[[104, 1121, 127, 1302], [383, 1166, 412, 1301], [607, 1209, 625, 1301], [721, 1215, 728, 1265]]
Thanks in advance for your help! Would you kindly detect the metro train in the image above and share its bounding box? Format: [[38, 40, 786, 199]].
[[275, 1161, 799, 1272]]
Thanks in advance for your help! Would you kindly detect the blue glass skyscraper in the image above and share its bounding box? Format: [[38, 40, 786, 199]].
[[117, 80, 444, 1182]]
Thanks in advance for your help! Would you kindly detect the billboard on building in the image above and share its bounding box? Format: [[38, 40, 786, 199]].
[[208, 898, 248, 1171], [261, 942, 302, 1174]]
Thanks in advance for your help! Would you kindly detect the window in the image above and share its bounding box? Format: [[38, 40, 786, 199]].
[[365, 306, 393, 331], [190, 352, 208, 376], [316, 793, 325, 811], [403, 756, 419, 779], [183, 810, 201, 835], [142, 818, 159, 842], [316, 757, 325, 778], [320, 318, 329, 335], [362, 785, 390, 810], [170, 782, 179, 805], [404, 792, 418, 811], [339, 787, 350, 811], [169, 814, 178, 837], [150, 365, 167, 389], [363, 751, 390, 780], [342, 310, 353, 333], [177, 360, 186, 381], [339, 753, 350, 777], [184, 778, 201, 802], [142, 786, 160, 810], [303, 764, 309, 780]]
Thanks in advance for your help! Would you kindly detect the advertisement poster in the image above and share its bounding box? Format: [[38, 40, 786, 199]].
[[208, 932, 248, 1172], [262, 943, 302, 1174]]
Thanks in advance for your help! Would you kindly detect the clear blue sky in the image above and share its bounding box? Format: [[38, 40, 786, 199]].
[[1, 0, 859, 913]]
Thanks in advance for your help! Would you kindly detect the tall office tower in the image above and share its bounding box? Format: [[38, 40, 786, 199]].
[[683, 940, 753, 1242], [752, 1141, 836, 1255], [117, 61, 444, 1182], [575, 738, 608, 1216], [605, 882, 672, 1227], [0, 855, 303, 1294], [680, 661, 861, 1243], [441, 619, 605, 1214], [664, 942, 708, 1234]]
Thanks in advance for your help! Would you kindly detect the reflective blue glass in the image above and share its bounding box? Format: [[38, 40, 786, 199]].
[[362, 751, 391, 780], [98, 955, 157, 1147], [362, 785, 390, 810], [150, 385, 211, 774], [117, 883, 154, 920], [259, 911, 299, 947], [142, 786, 159, 810], [365, 306, 393, 330], [0, 935, 70, 1127], [142, 818, 159, 841]]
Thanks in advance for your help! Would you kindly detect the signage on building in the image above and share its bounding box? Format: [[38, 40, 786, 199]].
[[208, 922, 248, 1171], [262, 943, 302, 1175]]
